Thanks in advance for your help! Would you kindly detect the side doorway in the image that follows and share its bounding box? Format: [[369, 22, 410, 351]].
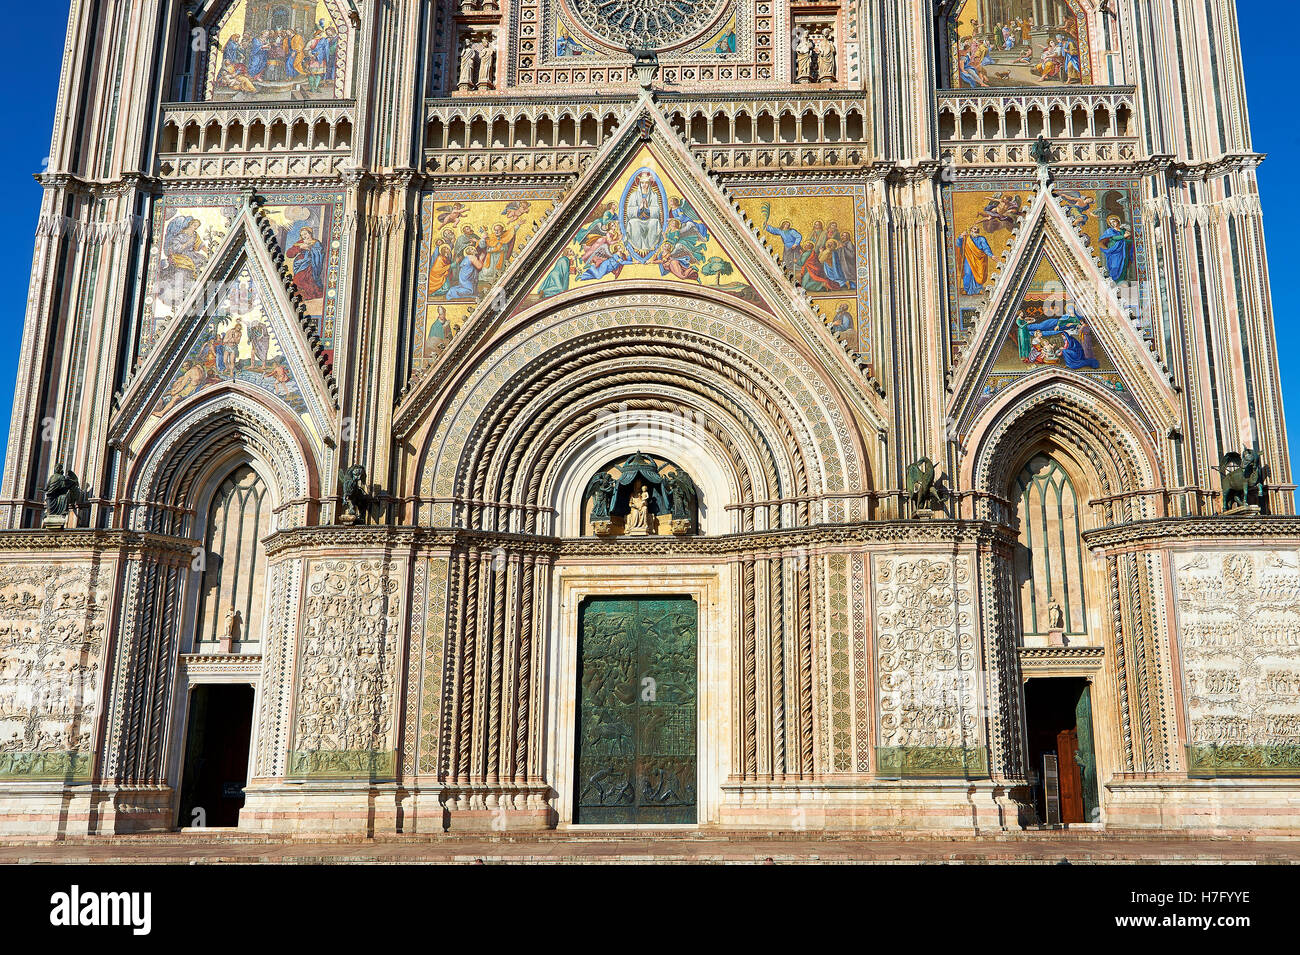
[[177, 684, 255, 828], [1023, 677, 1099, 826]]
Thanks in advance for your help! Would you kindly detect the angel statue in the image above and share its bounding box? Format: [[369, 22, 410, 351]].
[[44, 463, 83, 525], [583, 470, 618, 524], [339, 464, 370, 523], [664, 466, 698, 528], [906, 457, 946, 514]]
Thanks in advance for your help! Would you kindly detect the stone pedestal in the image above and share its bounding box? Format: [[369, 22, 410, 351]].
[[0, 784, 99, 837], [1105, 776, 1300, 834], [440, 784, 553, 832], [1223, 504, 1261, 517], [240, 781, 404, 835], [89, 785, 175, 834], [717, 779, 1027, 832]]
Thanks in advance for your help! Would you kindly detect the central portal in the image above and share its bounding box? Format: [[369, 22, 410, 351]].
[[574, 596, 698, 824]]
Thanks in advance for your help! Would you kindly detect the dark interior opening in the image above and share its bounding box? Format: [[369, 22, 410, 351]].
[[1023, 677, 1099, 826], [178, 684, 255, 828]]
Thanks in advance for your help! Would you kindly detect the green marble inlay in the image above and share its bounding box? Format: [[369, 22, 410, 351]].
[[0, 750, 93, 781], [286, 749, 396, 780], [875, 745, 989, 779], [1186, 744, 1300, 778]]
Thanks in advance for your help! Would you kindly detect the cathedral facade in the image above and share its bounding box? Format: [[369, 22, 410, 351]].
[[0, 0, 1296, 837]]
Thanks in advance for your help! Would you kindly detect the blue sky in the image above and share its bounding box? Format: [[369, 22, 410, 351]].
[[0, 6, 1295, 472]]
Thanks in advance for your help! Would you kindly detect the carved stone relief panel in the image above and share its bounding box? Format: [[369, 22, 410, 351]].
[[0, 562, 110, 779], [872, 555, 986, 776], [1173, 551, 1300, 775], [288, 558, 403, 777]]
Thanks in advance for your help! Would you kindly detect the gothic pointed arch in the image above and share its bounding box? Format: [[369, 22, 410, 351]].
[[962, 371, 1180, 774], [963, 371, 1161, 518], [124, 389, 320, 535]]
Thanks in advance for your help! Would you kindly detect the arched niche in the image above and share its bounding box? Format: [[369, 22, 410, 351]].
[[547, 418, 743, 538]]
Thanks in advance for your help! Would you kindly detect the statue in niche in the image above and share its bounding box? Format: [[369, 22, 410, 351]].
[[795, 31, 815, 83], [1046, 601, 1065, 646], [477, 37, 497, 90], [906, 457, 946, 515], [665, 467, 699, 534], [581, 452, 697, 536], [338, 464, 373, 524], [583, 471, 618, 523], [625, 484, 650, 534], [43, 463, 83, 527], [814, 29, 837, 82], [457, 39, 478, 90], [219, 607, 242, 653], [1216, 448, 1267, 513]]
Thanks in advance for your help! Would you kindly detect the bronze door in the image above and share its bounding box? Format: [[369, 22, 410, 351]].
[[575, 596, 698, 824]]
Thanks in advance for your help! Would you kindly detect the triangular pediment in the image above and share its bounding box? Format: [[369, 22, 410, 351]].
[[948, 187, 1179, 435], [514, 143, 767, 309], [110, 203, 337, 460], [397, 94, 884, 436]]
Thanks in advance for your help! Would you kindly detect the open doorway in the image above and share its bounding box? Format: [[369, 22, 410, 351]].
[[178, 684, 255, 828], [1023, 677, 1099, 825]]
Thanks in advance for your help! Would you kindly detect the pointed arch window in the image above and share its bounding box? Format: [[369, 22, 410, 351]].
[[1013, 454, 1088, 641], [196, 464, 271, 651]]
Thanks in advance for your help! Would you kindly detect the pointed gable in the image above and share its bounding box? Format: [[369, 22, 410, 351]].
[[947, 181, 1179, 436], [151, 263, 318, 437], [144, 189, 347, 360], [520, 143, 764, 309], [396, 95, 886, 437], [111, 203, 337, 460]]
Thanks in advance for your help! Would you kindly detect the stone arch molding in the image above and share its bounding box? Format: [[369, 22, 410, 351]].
[[125, 390, 318, 535], [411, 289, 871, 534], [963, 373, 1163, 522]]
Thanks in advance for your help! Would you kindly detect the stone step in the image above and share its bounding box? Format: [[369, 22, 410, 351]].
[[1, 833, 1296, 865], [1, 827, 1289, 849]]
